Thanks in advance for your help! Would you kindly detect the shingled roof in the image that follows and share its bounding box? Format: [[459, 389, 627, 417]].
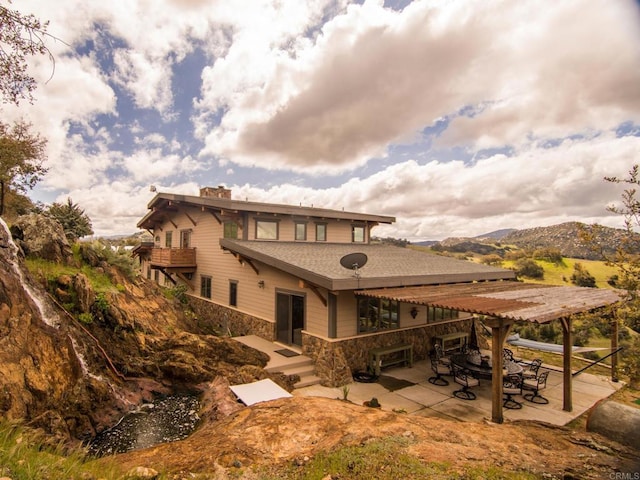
[[219, 239, 515, 290]]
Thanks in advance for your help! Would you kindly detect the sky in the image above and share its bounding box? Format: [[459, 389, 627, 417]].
[[4, 0, 640, 240]]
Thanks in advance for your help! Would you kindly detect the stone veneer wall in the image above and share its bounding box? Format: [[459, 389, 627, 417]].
[[303, 318, 474, 387], [188, 296, 275, 340], [188, 294, 479, 388]]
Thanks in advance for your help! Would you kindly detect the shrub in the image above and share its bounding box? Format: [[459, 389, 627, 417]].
[[514, 258, 544, 279], [570, 262, 596, 287]]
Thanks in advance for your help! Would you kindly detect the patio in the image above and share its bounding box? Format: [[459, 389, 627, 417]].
[[293, 358, 623, 426]]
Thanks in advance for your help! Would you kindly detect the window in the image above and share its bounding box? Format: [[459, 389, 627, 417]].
[[352, 224, 365, 243], [154, 235, 160, 246], [224, 221, 238, 239], [427, 306, 459, 323], [256, 219, 278, 240], [154, 270, 159, 282], [295, 222, 307, 241], [165, 231, 172, 248], [200, 275, 212, 299], [315, 223, 327, 242], [180, 230, 191, 248], [357, 296, 399, 333], [146, 267, 151, 279], [229, 280, 238, 307]]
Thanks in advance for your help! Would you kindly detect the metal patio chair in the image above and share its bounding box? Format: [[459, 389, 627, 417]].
[[452, 364, 480, 400], [428, 355, 451, 386], [522, 370, 549, 404]]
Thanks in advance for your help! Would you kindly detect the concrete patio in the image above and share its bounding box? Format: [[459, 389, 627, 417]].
[[294, 358, 622, 425], [234, 335, 623, 425]]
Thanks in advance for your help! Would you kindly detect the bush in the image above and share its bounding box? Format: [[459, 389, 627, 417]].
[[533, 247, 565, 265], [570, 262, 596, 287], [514, 258, 544, 279]]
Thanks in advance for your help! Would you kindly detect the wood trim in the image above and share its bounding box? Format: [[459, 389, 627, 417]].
[[299, 280, 328, 307], [561, 317, 572, 412], [184, 212, 197, 226], [176, 272, 195, 291]]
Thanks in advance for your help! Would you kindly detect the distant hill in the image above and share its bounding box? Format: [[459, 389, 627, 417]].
[[431, 222, 638, 260]]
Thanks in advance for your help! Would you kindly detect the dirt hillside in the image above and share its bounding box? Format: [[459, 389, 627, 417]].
[[113, 396, 640, 479]]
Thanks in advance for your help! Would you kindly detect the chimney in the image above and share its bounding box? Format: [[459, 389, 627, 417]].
[[200, 185, 231, 199]]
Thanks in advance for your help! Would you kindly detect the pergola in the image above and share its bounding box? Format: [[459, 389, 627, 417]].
[[358, 281, 623, 424]]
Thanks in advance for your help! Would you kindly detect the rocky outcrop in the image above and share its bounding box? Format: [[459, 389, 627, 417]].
[[587, 400, 640, 450], [0, 218, 114, 441], [0, 215, 279, 444], [10, 213, 74, 264]]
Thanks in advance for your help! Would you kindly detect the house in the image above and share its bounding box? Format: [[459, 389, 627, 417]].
[[135, 186, 521, 382]]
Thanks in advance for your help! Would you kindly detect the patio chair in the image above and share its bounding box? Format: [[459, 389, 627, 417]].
[[428, 355, 451, 386], [522, 370, 549, 404], [503, 348, 522, 364], [521, 358, 543, 379], [502, 373, 523, 409], [452, 365, 480, 400], [433, 343, 451, 366]]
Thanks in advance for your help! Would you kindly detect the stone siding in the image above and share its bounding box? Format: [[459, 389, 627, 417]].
[[303, 318, 476, 387], [188, 296, 275, 340]]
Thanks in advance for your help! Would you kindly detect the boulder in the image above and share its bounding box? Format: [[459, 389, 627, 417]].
[[586, 400, 640, 450], [11, 213, 73, 264]]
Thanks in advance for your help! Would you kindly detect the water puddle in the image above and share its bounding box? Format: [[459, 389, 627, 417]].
[[88, 394, 201, 456]]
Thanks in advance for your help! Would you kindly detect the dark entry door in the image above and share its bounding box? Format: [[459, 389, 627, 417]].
[[276, 292, 305, 346]]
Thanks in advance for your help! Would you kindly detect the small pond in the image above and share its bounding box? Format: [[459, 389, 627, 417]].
[[88, 394, 200, 456]]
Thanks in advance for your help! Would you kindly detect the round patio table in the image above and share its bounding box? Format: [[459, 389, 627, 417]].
[[451, 354, 523, 380]]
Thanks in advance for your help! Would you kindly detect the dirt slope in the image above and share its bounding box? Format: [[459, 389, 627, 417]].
[[113, 396, 640, 479]]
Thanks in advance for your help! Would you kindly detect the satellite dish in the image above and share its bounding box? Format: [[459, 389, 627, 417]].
[[340, 252, 368, 270]]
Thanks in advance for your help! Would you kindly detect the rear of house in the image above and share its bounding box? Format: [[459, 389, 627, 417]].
[[136, 186, 517, 385]]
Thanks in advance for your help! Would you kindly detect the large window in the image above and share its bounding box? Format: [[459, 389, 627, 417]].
[[165, 231, 172, 248], [315, 223, 327, 242], [200, 275, 212, 299], [427, 306, 459, 323], [357, 296, 399, 333], [229, 280, 238, 306], [256, 220, 278, 240], [295, 222, 307, 241], [352, 224, 365, 243], [224, 221, 238, 239]]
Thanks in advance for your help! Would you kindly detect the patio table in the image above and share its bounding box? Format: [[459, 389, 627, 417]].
[[451, 354, 523, 380]]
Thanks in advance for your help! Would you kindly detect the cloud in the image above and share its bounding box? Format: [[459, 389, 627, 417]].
[[198, 0, 640, 173]]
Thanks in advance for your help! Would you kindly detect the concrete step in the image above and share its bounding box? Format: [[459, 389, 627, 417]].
[[295, 374, 322, 389]]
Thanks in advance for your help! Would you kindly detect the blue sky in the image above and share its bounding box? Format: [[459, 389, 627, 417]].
[[5, 0, 640, 239]]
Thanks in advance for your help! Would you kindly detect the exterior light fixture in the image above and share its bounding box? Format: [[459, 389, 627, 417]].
[[258, 280, 265, 289], [410, 307, 418, 319]]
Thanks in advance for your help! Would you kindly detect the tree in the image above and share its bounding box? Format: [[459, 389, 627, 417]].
[[584, 164, 640, 387], [46, 197, 93, 242], [0, 119, 47, 215], [0, 2, 53, 106]]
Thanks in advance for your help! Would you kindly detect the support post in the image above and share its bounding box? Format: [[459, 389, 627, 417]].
[[611, 316, 619, 382], [561, 317, 572, 412], [486, 317, 513, 424]]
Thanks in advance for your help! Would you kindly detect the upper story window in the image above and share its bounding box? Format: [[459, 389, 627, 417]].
[[295, 222, 307, 241], [256, 219, 278, 240], [154, 235, 160, 246], [315, 223, 327, 242], [352, 224, 366, 243], [165, 231, 172, 248], [224, 221, 238, 239], [180, 229, 192, 248]]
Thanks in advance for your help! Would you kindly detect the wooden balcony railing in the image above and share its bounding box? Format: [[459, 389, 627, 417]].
[[150, 247, 197, 268]]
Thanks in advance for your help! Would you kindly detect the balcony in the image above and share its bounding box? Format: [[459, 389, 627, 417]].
[[150, 247, 197, 269]]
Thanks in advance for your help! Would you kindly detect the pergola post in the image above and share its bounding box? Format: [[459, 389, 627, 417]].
[[611, 316, 619, 383], [560, 317, 572, 412], [485, 316, 513, 424]]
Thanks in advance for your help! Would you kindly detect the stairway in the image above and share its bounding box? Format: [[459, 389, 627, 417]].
[[265, 355, 321, 389]]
